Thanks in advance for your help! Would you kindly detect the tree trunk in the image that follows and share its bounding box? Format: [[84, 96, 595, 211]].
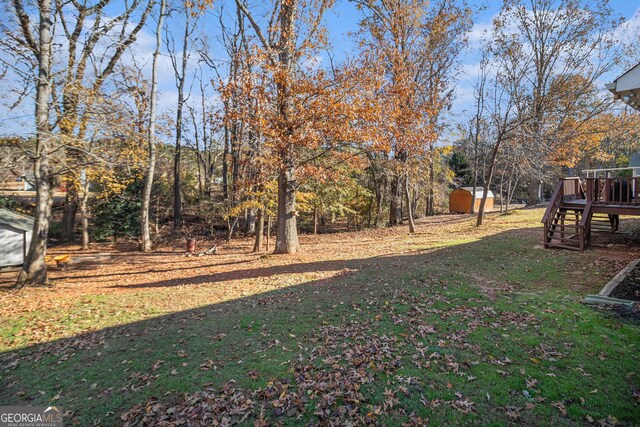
[[155, 193, 160, 234], [471, 115, 481, 215], [471, 181, 477, 215], [195, 144, 203, 197], [411, 189, 419, 219], [374, 185, 383, 227], [388, 174, 400, 226], [141, 0, 165, 252], [506, 171, 520, 212], [313, 205, 318, 235], [229, 122, 240, 209], [80, 174, 90, 250], [476, 182, 491, 226], [427, 141, 436, 216], [172, 123, 182, 231], [404, 173, 416, 233], [506, 174, 512, 212], [61, 185, 78, 241], [16, 0, 54, 287], [172, 11, 190, 231], [527, 177, 542, 206], [425, 189, 429, 217], [222, 125, 229, 200], [477, 141, 501, 226], [18, 177, 53, 286], [274, 162, 299, 254], [266, 215, 271, 252], [226, 216, 239, 241], [253, 208, 264, 252], [398, 185, 404, 224], [245, 208, 256, 235]]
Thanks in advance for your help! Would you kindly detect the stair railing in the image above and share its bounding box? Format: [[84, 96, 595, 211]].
[[578, 200, 593, 250], [542, 179, 565, 245], [542, 177, 582, 246]]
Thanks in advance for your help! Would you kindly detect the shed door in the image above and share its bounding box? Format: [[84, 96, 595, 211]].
[[0, 224, 25, 267]]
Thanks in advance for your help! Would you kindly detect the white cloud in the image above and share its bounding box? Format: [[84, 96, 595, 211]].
[[466, 19, 492, 48]]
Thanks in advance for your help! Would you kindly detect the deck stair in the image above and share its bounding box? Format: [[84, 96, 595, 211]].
[[546, 208, 584, 250], [542, 178, 590, 250]]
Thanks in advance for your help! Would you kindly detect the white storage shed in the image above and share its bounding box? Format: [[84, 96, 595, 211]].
[[0, 208, 34, 267]]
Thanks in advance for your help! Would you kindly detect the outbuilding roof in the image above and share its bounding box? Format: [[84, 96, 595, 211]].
[[0, 208, 34, 232], [458, 187, 494, 198]]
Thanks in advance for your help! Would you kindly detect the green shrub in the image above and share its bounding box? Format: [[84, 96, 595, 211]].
[[93, 179, 143, 241]]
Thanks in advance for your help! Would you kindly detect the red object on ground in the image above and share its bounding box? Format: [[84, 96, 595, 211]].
[[186, 238, 196, 253]]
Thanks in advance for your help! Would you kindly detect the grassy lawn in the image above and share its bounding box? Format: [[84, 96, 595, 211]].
[[1, 209, 639, 425]]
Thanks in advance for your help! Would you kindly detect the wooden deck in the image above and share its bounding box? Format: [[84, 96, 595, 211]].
[[542, 177, 640, 250]]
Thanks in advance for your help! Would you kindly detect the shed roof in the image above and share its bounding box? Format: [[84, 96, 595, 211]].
[[0, 208, 34, 232], [458, 187, 494, 198]]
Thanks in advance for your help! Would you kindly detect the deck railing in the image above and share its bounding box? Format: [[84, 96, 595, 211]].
[[584, 177, 640, 205], [562, 177, 584, 200], [544, 176, 640, 225]]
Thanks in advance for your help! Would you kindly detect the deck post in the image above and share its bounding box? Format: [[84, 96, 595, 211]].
[[579, 226, 584, 250], [543, 222, 549, 247]]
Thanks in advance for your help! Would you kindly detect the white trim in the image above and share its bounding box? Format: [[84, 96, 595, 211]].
[[607, 63, 640, 111], [582, 167, 640, 178]]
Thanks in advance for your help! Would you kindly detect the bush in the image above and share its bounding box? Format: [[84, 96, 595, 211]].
[[0, 196, 16, 210], [93, 179, 143, 241]]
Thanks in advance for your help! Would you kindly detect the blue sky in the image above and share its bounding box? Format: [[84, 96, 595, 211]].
[[0, 0, 639, 140]]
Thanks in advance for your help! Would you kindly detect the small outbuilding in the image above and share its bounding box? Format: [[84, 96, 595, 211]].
[[0, 208, 34, 267], [449, 187, 494, 214]]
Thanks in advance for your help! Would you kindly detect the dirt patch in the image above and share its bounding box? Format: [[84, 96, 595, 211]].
[[609, 264, 640, 301]]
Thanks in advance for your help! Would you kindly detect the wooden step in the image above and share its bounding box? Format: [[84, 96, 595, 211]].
[[556, 208, 583, 212], [549, 238, 580, 244], [549, 232, 580, 238], [549, 227, 580, 233], [548, 227, 580, 233], [553, 217, 580, 222], [556, 212, 581, 217], [546, 243, 581, 250], [550, 223, 580, 228]]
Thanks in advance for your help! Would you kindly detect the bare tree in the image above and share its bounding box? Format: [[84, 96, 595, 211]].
[[54, 0, 154, 242], [468, 52, 488, 214], [476, 36, 530, 226], [12, 0, 55, 286], [166, 3, 199, 231], [141, 0, 166, 252], [495, 0, 632, 205]]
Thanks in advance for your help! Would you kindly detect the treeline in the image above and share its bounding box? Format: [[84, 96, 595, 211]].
[[1, 0, 639, 286]]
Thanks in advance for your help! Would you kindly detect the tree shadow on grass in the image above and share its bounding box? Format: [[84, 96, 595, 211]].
[[105, 257, 383, 289], [0, 227, 637, 425]]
